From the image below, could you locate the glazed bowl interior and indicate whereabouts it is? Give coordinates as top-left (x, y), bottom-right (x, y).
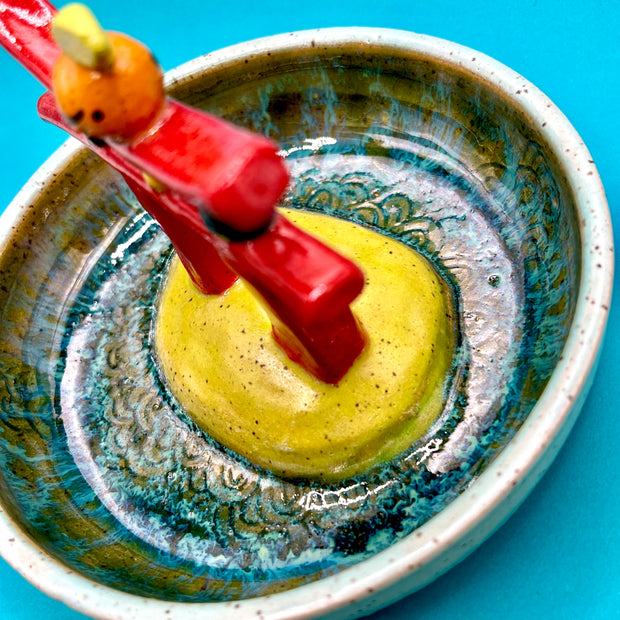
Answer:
top-left (0, 28), bottom-right (611, 619)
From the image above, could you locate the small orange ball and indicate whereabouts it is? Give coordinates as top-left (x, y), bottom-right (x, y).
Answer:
top-left (52, 32), bottom-right (164, 141)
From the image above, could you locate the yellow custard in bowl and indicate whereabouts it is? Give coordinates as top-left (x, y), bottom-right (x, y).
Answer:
top-left (154, 209), bottom-right (456, 481)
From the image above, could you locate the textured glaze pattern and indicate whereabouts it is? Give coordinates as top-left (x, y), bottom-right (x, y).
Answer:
top-left (0, 32), bottom-right (590, 611)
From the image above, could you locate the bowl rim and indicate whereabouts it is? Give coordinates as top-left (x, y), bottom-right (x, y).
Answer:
top-left (0, 26), bottom-right (613, 620)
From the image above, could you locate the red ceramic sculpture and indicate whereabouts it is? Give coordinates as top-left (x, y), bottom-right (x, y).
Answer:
top-left (0, 0), bottom-right (366, 383)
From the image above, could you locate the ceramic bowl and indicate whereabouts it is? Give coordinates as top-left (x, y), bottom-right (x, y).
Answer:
top-left (0, 28), bottom-right (612, 619)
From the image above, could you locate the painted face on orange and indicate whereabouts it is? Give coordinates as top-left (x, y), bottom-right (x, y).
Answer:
top-left (52, 32), bottom-right (164, 141)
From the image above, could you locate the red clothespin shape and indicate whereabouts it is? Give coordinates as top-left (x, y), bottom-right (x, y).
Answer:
top-left (2, 0), bottom-right (367, 383)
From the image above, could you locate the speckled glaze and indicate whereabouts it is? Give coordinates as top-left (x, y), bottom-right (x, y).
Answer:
top-left (0, 28), bottom-right (613, 619)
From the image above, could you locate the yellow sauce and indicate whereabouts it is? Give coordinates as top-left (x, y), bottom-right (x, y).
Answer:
top-left (154, 209), bottom-right (455, 481)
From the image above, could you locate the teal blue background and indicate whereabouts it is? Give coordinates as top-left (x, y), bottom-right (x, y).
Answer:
top-left (0, 0), bottom-right (618, 618)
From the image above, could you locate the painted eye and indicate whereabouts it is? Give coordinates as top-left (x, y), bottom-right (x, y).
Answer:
top-left (70, 109), bottom-right (84, 123)
top-left (91, 110), bottom-right (105, 122)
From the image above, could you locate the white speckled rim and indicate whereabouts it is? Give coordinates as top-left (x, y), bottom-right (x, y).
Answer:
top-left (0, 28), bottom-right (613, 620)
